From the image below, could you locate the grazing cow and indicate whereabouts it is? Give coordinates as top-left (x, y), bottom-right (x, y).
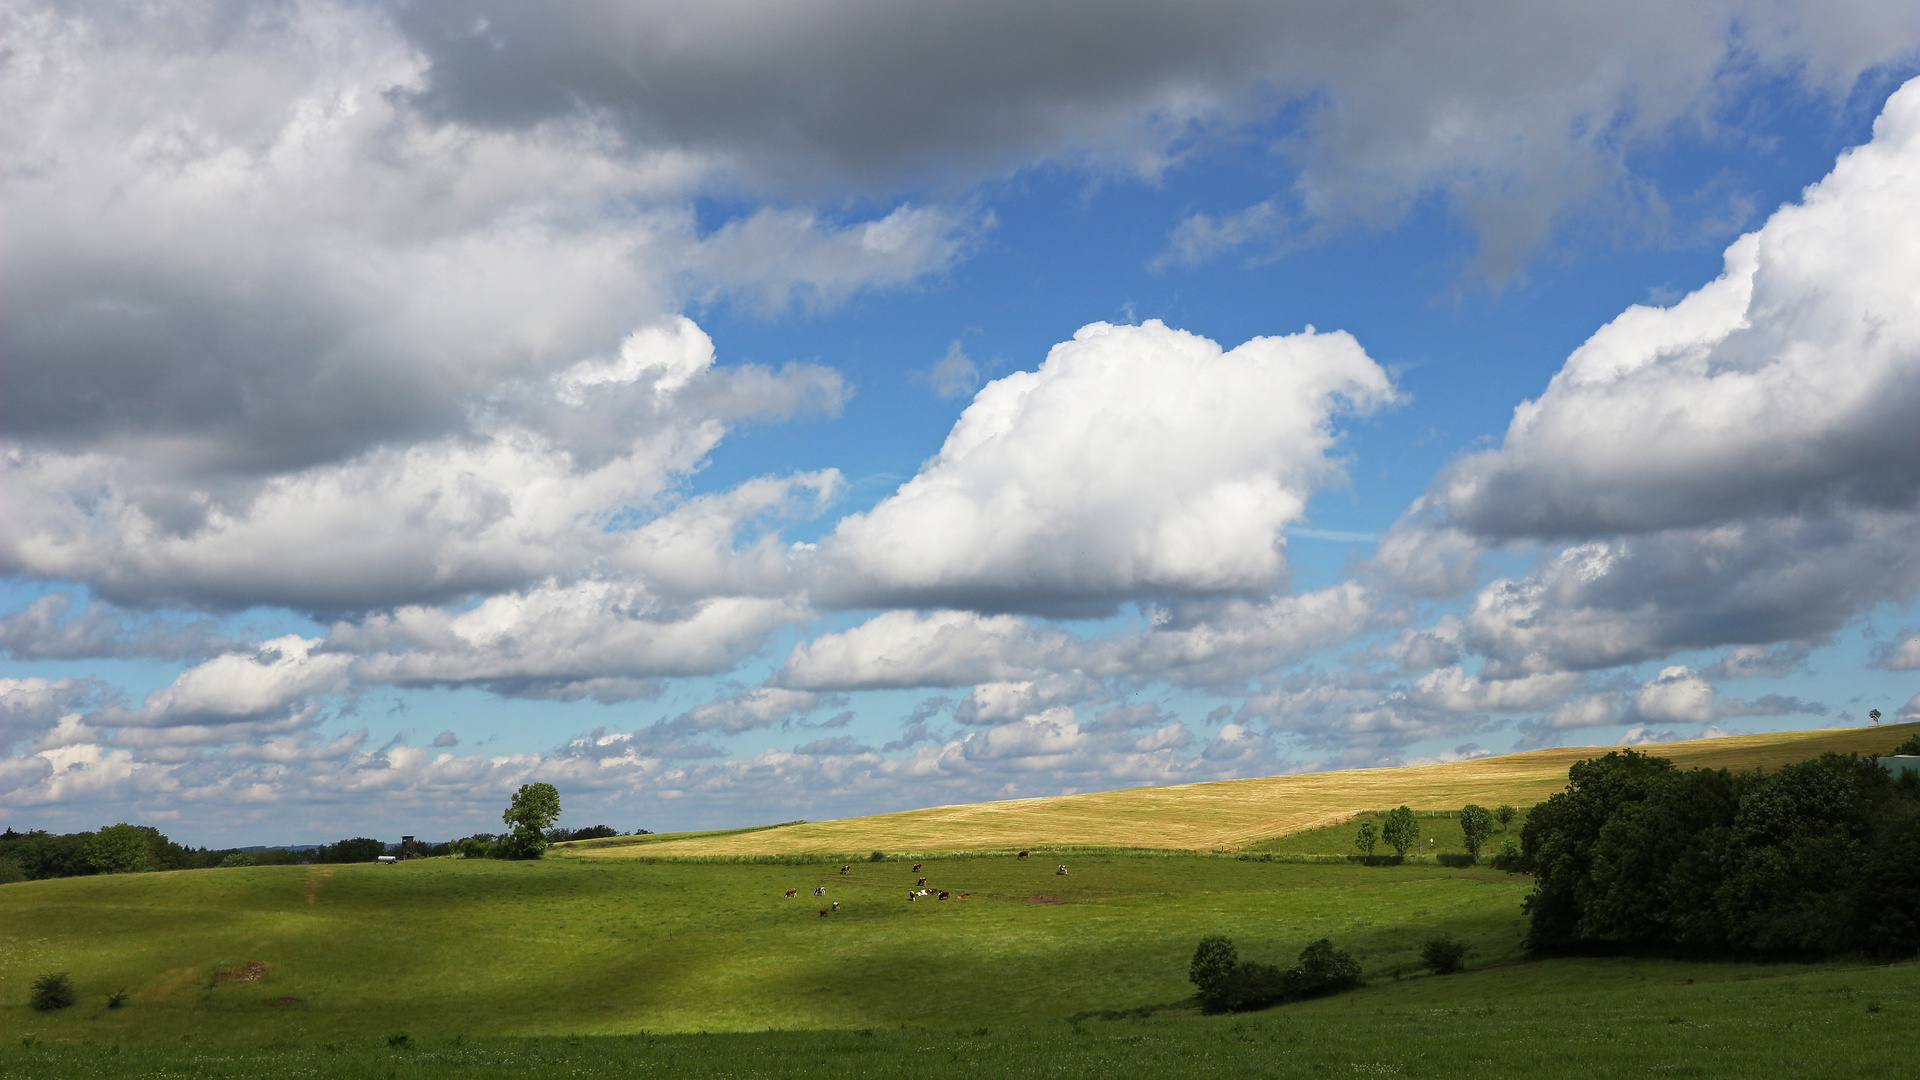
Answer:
top-left (917, 877), bottom-right (927, 886)
top-left (912, 863), bottom-right (922, 872)
top-left (839, 864), bottom-right (850, 874)
top-left (907, 892), bottom-right (916, 901)
top-left (784, 888), bottom-right (798, 897)
top-left (1056, 864), bottom-right (1068, 876)
top-left (1017, 850), bottom-right (1030, 859)
top-left (957, 892), bottom-right (970, 899)
top-left (814, 886), bottom-right (825, 896)
top-left (832, 901), bottom-right (840, 912)
top-left (820, 909), bottom-right (829, 917)
top-left (938, 890), bottom-right (949, 900)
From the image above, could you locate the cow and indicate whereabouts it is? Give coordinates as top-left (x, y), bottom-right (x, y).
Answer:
top-left (907, 892), bottom-right (916, 901)
top-left (957, 892), bottom-right (970, 899)
top-left (912, 863), bottom-right (922, 872)
top-left (1017, 850), bottom-right (1030, 859)
top-left (938, 890), bottom-right (949, 900)
top-left (839, 864), bottom-right (850, 875)
top-left (832, 901), bottom-right (841, 912)
top-left (1056, 864), bottom-right (1069, 876)
top-left (917, 877), bottom-right (927, 886)
top-left (784, 888), bottom-right (798, 897)
top-left (814, 885), bottom-right (825, 896)
top-left (820, 909), bottom-right (829, 917)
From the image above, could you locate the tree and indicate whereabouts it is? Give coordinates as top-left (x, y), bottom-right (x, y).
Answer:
top-left (1459, 804), bottom-right (1495, 859)
top-left (319, 837), bottom-right (388, 863)
top-left (502, 782), bottom-right (562, 859)
top-left (1380, 806), bottom-right (1418, 857)
top-left (1355, 820), bottom-right (1379, 856)
top-left (1494, 804), bottom-right (1518, 831)
top-left (84, 823), bottom-right (153, 874)
top-left (1281, 938), bottom-right (1363, 1000)
top-left (1188, 935), bottom-right (1238, 1001)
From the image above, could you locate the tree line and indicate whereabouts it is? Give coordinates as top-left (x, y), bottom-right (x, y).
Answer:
top-left (1513, 744), bottom-right (1920, 958)
top-left (0, 783), bottom-right (628, 882)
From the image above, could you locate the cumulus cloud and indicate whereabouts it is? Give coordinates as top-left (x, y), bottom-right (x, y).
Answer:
top-left (818, 320), bottom-right (1396, 614)
top-left (1627, 666), bottom-right (1716, 726)
top-left (0, 593), bottom-right (236, 661)
top-left (1716, 694), bottom-right (1827, 717)
top-left (1872, 632), bottom-right (1920, 671)
top-left (1379, 78), bottom-right (1920, 674)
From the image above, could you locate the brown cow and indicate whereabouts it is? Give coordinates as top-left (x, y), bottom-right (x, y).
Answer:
top-left (1017, 850), bottom-right (1030, 859)
top-left (917, 877), bottom-right (927, 886)
top-left (784, 888), bottom-right (798, 897)
top-left (820, 909), bottom-right (829, 917)
top-left (912, 863), bottom-right (922, 872)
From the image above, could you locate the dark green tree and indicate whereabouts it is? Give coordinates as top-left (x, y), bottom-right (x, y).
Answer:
top-left (1380, 805), bottom-right (1418, 857)
top-left (502, 782), bottom-right (562, 859)
top-left (1281, 938), bottom-right (1363, 999)
top-left (83, 823), bottom-right (152, 874)
top-left (1459, 804), bottom-right (1495, 859)
top-left (1188, 935), bottom-right (1237, 1001)
top-left (1355, 820), bottom-right (1379, 856)
top-left (1494, 804), bottom-right (1518, 831)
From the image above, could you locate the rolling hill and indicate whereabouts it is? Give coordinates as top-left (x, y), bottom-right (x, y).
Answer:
top-left (567, 721), bottom-right (1918, 857)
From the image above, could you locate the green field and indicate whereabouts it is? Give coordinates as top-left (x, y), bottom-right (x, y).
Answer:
top-left (5, 726), bottom-right (1915, 1076)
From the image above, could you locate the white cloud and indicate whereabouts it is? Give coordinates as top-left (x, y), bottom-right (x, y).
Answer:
top-left (1404, 666), bottom-right (1583, 713)
top-left (1629, 666), bottom-right (1716, 725)
top-left (1873, 632), bottom-right (1920, 671)
top-left (819, 320), bottom-right (1396, 613)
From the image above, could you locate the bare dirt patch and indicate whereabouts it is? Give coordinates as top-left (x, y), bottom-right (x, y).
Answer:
top-left (1024, 894), bottom-right (1069, 905)
top-left (210, 961), bottom-right (268, 984)
top-left (300, 867), bottom-right (333, 905)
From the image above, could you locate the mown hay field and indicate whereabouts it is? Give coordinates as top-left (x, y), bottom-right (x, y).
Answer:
top-left (571, 723), bottom-right (1915, 857)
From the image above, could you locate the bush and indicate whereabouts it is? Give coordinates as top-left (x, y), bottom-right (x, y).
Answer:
top-left (1420, 936), bottom-right (1470, 975)
top-left (83, 824), bottom-right (154, 874)
top-left (1190, 936), bottom-right (1361, 1013)
top-left (1283, 938), bottom-right (1362, 1000)
top-left (869, 850), bottom-right (886, 862)
top-left (1891, 734), bottom-right (1920, 756)
top-left (107, 988), bottom-right (129, 1009)
top-left (218, 852), bottom-right (257, 868)
top-left (29, 973), bottom-right (75, 1011)
top-left (318, 837), bottom-right (388, 864)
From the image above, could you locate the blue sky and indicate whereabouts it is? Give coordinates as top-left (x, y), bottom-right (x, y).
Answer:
top-left (3, 1), bottom-right (1918, 846)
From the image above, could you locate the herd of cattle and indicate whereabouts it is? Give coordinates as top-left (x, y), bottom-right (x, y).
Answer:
top-left (782, 852), bottom-right (1063, 916)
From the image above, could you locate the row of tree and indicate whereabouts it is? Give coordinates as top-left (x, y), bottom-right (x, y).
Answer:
top-left (1188, 936), bottom-right (1363, 1013)
top-left (0, 783), bottom-right (604, 881)
top-left (1514, 748), bottom-right (1920, 958)
top-left (1354, 803), bottom-right (1519, 858)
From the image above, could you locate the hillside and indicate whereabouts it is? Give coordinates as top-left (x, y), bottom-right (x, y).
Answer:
top-left (569, 722), bottom-right (1918, 857)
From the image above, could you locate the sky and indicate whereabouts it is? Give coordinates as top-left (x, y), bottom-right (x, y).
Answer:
top-left (3, 0), bottom-right (1919, 847)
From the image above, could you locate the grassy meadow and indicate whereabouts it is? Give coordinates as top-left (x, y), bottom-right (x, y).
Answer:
top-left (4, 723), bottom-right (1915, 1076)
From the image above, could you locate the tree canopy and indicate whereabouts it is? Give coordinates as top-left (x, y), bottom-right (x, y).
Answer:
top-left (502, 783), bottom-right (563, 859)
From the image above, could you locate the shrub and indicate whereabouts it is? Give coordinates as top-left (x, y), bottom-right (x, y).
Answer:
top-left (1283, 938), bottom-right (1362, 1000)
top-left (869, 850), bottom-right (886, 862)
top-left (1188, 935), bottom-right (1237, 1000)
top-left (218, 852), bottom-right (256, 868)
top-left (1420, 936), bottom-right (1470, 975)
top-left (29, 973), bottom-right (75, 1011)
top-left (1206, 961), bottom-right (1286, 1013)
top-left (107, 988), bottom-right (130, 1009)
top-left (83, 824), bottom-right (154, 874)
top-left (1891, 734), bottom-right (1920, 756)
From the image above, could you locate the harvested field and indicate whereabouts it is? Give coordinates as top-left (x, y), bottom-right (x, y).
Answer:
top-left (568, 722), bottom-right (1917, 856)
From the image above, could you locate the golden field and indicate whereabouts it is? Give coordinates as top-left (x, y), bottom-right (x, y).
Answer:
top-left (568, 721), bottom-right (1919, 857)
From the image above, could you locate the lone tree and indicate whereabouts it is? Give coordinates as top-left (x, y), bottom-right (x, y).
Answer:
top-left (1458, 804), bottom-right (1494, 859)
top-left (1494, 804), bottom-right (1518, 831)
top-left (1355, 820), bottom-right (1379, 856)
top-left (502, 783), bottom-right (562, 859)
top-left (1380, 805), bottom-right (1419, 857)
top-left (83, 824), bottom-right (154, 874)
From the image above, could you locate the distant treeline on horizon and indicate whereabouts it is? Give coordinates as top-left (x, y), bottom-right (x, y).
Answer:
top-left (0, 823), bottom-right (644, 883)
